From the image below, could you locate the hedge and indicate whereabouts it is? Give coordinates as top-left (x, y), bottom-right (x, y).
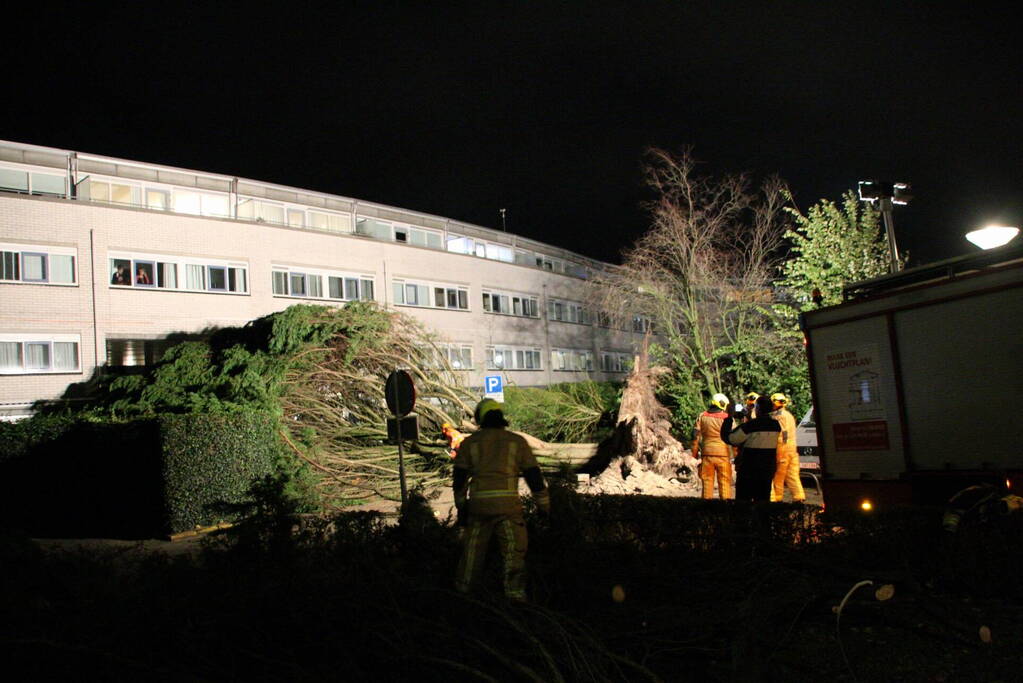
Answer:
top-left (0, 411), bottom-right (281, 538)
top-left (158, 412), bottom-right (279, 534)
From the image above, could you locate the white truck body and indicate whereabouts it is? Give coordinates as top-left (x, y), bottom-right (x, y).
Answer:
top-left (801, 244), bottom-right (1023, 508)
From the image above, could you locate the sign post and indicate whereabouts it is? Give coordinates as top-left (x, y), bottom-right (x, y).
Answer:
top-left (484, 374), bottom-right (504, 403)
top-left (385, 369), bottom-right (416, 507)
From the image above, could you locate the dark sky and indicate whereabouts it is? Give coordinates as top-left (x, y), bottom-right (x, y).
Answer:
top-left (3, 2), bottom-right (1021, 266)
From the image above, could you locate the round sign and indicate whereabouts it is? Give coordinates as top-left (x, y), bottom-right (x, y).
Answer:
top-left (385, 370), bottom-right (416, 417)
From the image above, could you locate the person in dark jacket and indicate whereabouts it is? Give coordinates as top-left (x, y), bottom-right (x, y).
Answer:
top-left (727, 396), bottom-right (782, 501)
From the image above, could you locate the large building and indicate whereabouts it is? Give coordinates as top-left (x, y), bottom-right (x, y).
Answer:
top-left (0, 139), bottom-right (648, 418)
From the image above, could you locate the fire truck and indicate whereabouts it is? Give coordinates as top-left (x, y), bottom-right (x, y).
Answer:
top-left (801, 243), bottom-right (1023, 511)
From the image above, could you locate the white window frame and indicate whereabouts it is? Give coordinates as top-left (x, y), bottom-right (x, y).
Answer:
top-left (392, 278), bottom-right (469, 310)
top-left (393, 223), bottom-right (443, 250)
top-left (551, 348), bottom-right (595, 372)
top-left (485, 345), bottom-right (543, 371)
top-left (547, 298), bottom-right (590, 325)
top-left (482, 289), bottom-right (539, 318)
top-left (109, 251), bottom-right (248, 295)
top-left (600, 351), bottom-right (633, 373)
top-left (0, 242), bottom-right (77, 286)
top-left (272, 264), bottom-right (375, 302)
top-left (436, 343), bottom-right (474, 370)
top-left (0, 333), bottom-right (81, 375)
top-left (0, 161), bottom-right (68, 197)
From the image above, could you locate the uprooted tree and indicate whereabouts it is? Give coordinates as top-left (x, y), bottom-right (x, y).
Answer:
top-left (76, 303), bottom-right (478, 508)
top-left (586, 338), bottom-right (701, 495)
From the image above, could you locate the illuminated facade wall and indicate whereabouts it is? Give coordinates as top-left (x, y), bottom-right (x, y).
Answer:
top-left (0, 140), bottom-right (647, 418)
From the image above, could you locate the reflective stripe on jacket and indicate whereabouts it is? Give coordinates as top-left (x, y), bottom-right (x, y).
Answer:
top-left (727, 416), bottom-right (783, 455)
top-left (453, 428), bottom-right (540, 516)
top-left (772, 408), bottom-right (797, 456)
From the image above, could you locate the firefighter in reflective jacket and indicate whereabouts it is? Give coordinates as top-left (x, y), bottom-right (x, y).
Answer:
top-left (769, 393), bottom-right (805, 503)
top-left (694, 393), bottom-right (733, 499)
top-left (453, 399), bottom-right (550, 600)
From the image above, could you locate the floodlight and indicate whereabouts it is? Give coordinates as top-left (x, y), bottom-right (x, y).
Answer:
top-left (965, 225), bottom-right (1020, 250)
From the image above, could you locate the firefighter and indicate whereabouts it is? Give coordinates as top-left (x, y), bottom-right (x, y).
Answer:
top-left (769, 393), bottom-right (805, 503)
top-left (727, 395), bottom-right (781, 501)
top-left (453, 398), bottom-right (550, 601)
top-left (694, 393), bottom-right (733, 499)
top-left (441, 422), bottom-right (465, 458)
top-left (744, 392), bottom-right (760, 420)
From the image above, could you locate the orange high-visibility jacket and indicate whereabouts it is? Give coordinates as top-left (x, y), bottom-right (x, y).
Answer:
top-left (694, 410), bottom-right (730, 456)
top-left (772, 408), bottom-right (797, 456)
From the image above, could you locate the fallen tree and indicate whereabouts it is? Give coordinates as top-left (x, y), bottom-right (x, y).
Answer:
top-left (583, 339), bottom-right (701, 497)
top-left (69, 303), bottom-right (479, 508)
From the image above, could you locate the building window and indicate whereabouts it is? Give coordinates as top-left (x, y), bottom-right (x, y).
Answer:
top-left (482, 289), bottom-right (538, 318)
top-left (0, 335), bottom-right (80, 374)
top-left (110, 253), bottom-right (247, 294)
top-left (106, 338), bottom-right (174, 367)
top-left (551, 348), bottom-right (594, 372)
top-left (0, 244), bottom-right (77, 285)
top-left (548, 298), bottom-right (590, 324)
top-left (356, 217), bottom-right (392, 241)
top-left (0, 165), bottom-right (67, 197)
top-left (486, 345), bottom-right (542, 370)
top-left (632, 315), bottom-right (654, 333)
top-left (393, 279), bottom-right (468, 310)
top-left (273, 266), bottom-right (374, 302)
top-left (601, 352), bottom-right (633, 373)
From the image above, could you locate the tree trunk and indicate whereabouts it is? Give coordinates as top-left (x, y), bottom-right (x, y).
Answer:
top-left (584, 337), bottom-right (700, 494)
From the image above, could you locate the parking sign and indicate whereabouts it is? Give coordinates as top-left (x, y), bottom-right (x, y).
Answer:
top-left (484, 375), bottom-right (504, 402)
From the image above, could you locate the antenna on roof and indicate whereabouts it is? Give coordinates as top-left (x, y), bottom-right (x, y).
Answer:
top-left (500, 208), bottom-right (507, 232)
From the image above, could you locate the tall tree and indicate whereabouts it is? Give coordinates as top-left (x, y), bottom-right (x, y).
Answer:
top-left (778, 190), bottom-right (890, 309)
top-left (593, 148), bottom-right (792, 426)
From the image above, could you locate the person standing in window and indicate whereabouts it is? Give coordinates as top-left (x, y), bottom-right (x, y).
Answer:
top-left (111, 265), bottom-right (128, 285)
top-left (135, 267), bottom-right (150, 285)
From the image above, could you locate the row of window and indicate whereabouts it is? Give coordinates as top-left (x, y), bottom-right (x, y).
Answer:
top-left (482, 290), bottom-right (539, 318)
top-left (272, 267), bottom-right (375, 302)
top-left (1, 160), bottom-right (593, 278)
top-left (3, 245), bottom-right (639, 330)
top-left (392, 279), bottom-right (470, 309)
top-left (0, 336), bottom-right (80, 374)
top-left (0, 332), bottom-right (633, 376)
top-left (110, 256), bottom-right (248, 293)
top-left (1, 245), bottom-right (76, 284)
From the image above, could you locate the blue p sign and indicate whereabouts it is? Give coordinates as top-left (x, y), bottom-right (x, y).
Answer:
top-left (484, 375), bottom-right (503, 394)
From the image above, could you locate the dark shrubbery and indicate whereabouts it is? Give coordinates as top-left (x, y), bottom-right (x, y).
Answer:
top-left (0, 412), bottom-right (284, 538)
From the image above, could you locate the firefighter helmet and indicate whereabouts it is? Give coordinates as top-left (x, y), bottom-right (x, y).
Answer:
top-left (711, 393), bottom-right (729, 410)
top-left (474, 398), bottom-right (502, 425)
top-left (745, 392), bottom-right (759, 403)
top-left (771, 392), bottom-right (788, 406)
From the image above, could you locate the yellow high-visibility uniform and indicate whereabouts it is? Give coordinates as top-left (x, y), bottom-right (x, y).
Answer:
top-left (770, 407), bottom-right (805, 502)
top-left (453, 427), bottom-right (548, 600)
top-left (694, 410), bottom-right (732, 499)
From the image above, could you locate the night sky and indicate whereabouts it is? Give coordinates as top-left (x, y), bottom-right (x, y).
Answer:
top-left (3, 2), bottom-right (1020, 266)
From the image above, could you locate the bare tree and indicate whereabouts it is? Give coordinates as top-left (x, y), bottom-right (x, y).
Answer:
top-left (593, 148), bottom-right (792, 425)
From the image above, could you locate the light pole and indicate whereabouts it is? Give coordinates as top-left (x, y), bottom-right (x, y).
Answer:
top-left (500, 208), bottom-right (507, 232)
top-left (858, 180), bottom-right (912, 273)
top-left (965, 225), bottom-right (1019, 250)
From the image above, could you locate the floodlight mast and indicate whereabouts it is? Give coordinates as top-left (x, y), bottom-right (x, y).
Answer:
top-left (858, 180), bottom-right (911, 273)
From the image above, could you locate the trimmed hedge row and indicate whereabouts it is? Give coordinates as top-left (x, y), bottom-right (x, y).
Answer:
top-left (0, 412), bottom-right (280, 538)
top-left (159, 412), bottom-right (278, 535)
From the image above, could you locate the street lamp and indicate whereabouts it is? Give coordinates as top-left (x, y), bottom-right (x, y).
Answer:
top-left (858, 180), bottom-right (912, 273)
top-left (965, 225), bottom-right (1019, 250)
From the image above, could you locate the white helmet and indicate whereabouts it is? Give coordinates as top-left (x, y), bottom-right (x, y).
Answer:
top-left (711, 393), bottom-right (729, 410)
